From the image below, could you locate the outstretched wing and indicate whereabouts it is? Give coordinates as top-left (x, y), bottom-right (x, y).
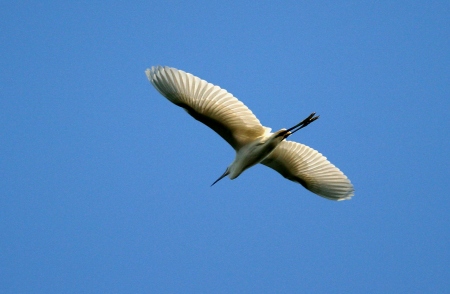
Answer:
top-left (261, 140), bottom-right (354, 200)
top-left (146, 66), bottom-right (269, 150)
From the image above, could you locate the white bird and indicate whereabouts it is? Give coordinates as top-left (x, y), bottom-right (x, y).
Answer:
top-left (146, 66), bottom-right (354, 200)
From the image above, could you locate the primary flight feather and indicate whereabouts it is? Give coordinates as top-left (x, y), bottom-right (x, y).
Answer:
top-left (146, 66), bottom-right (354, 200)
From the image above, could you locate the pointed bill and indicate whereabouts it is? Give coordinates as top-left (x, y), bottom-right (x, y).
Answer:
top-left (211, 168), bottom-right (230, 186)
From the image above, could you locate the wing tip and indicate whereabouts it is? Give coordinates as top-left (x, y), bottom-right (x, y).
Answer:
top-left (145, 65), bottom-right (166, 79)
top-left (145, 68), bottom-right (152, 80)
top-left (336, 192), bottom-right (354, 201)
top-left (328, 185), bottom-right (355, 201)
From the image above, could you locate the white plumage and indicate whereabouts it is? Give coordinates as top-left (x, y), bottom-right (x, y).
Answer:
top-left (146, 66), bottom-right (354, 200)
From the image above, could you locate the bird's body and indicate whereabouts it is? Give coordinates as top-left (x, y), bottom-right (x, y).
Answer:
top-left (219, 130), bottom-right (286, 181)
top-left (146, 66), bottom-right (354, 200)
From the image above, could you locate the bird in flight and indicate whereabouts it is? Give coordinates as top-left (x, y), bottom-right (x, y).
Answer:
top-left (146, 66), bottom-right (354, 200)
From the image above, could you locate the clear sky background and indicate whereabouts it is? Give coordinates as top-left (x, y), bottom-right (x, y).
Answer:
top-left (1, 1), bottom-right (449, 293)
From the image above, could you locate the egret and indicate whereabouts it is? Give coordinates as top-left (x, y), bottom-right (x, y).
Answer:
top-left (146, 66), bottom-right (354, 200)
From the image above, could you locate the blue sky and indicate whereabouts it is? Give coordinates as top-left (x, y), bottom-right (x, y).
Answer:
top-left (1, 1), bottom-right (449, 293)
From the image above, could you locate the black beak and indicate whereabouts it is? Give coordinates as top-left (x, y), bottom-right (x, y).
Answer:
top-left (211, 168), bottom-right (230, 186)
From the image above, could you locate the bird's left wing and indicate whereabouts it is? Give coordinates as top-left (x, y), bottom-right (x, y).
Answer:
top-left (146, 66), bottom-right (268, 150)
top-left (261, 140), bottom-right (354, 200)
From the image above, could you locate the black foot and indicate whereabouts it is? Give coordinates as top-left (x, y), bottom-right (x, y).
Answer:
top-left (286, 112), bottom-right (320, 134)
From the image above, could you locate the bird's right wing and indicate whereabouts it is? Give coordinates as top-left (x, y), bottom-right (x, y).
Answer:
top-left (261, 140), bottom-right (354, 200)
top-left (146, 66), bottom-right (269, 150)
